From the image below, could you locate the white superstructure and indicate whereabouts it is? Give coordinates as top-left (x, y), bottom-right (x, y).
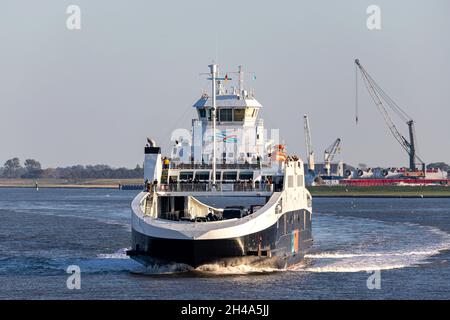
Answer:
top-left (128, 64), bottom-right (313, 269)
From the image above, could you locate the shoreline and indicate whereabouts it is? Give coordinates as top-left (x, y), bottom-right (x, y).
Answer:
top-left (308, 185), bottom-right (450, 198)
top-left (0, 184), bottom-right (120, 189)
top-left (1, 180), bottom-right (450, 197)
top-left (0, 178), bottom-right (141, 190)
top-left (312, 194), bottom-right (450, 198)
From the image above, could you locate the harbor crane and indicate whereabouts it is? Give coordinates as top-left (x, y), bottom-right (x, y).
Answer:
top-left (324, 138), bottom-right (341, 176)
top-left (303, 114), bottom-right (315, 173)
top-left (354, 59), bottom-right (425, 173)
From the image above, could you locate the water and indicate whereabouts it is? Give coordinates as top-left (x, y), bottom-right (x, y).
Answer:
top-left (1, 188), bottom-right (450, 299)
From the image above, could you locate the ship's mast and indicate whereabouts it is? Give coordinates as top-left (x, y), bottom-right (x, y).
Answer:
top-left (209, 64), bottom-right (218, 187)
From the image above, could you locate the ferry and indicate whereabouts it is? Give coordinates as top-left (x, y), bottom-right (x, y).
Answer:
top-left (127, 64), bottom-right (313, 269)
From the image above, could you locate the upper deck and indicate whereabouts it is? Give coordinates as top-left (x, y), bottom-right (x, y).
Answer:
top-left (154, 181), bottom-right (275, 198)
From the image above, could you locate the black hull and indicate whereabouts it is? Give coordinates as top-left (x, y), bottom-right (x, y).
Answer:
top-left (127, 209), bottom-right (312, 269)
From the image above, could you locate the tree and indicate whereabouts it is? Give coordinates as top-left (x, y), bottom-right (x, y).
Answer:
top-left (4, 158), bottom-right (21, 170)
top-left (23, 159), bottom-right (43, 178)
top-left (1, 157), bottom-right (144, 179)
top-left (3, 158), bottom-right (22, 178)
top-left (24, 159), bottom-right (42, 171)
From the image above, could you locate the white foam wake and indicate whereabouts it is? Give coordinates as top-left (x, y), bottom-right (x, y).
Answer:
top-left (133, 263), bottom-right (193, 274)
top-left (296, 223), bottom-right (450, 273)
top-left (195, 263), bottom-right (280, 275)
top-left (97, 248), bottom-right (129, 259)
top-left (93, 220), bottom-right (450, 275)
top-left (304, 249), bottom-right (446, 260)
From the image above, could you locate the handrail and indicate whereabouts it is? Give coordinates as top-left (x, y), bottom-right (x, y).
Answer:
top-left (169, 163), bottom-right (270, 170)
top-left (156, 182), bottom-right (273, 193)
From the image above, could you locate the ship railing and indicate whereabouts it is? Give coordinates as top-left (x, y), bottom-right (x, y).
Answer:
top-left (168, 163), bottom-right (270, 170)
top-left (156, 182), bottom-right (274, 193)
top-left (158, 210), bottom-right (222, 222)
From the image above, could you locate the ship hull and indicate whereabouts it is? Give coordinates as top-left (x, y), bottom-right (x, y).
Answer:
top-left (127, 209), bottom-right (312, 269)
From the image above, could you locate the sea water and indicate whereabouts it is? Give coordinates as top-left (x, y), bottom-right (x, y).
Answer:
top-left (1, 188), bottom-right (450, 299)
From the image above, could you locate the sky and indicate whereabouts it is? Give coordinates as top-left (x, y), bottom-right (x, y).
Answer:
top-left (1, 0), bottom-right (449, 169)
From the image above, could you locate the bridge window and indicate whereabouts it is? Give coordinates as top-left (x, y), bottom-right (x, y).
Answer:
top-left (223, 171), bottom-right (237, 181)
top-left (205, 109), bottom-right (218, 121)
top-left (179, 171), bottom-right (194, 181)
top-left (195, 171), bottom-right (210, 181)
top-left (233, 109), bottom-right (245, 121)
top-left (219, 108), bottom-right (233, 121)
top-left (239, 171), bottom-right (253, 180)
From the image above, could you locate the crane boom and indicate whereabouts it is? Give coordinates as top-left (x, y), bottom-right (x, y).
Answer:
top-left (324, 138), bottom-right (341, 176)
top-left (354, 59), bottom-right (424, 171)
top-left (303, 114), bottom-right (315, 171)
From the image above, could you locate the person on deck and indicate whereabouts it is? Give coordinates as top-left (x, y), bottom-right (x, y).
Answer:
top-left (163, 158), bottom-right (170, 169)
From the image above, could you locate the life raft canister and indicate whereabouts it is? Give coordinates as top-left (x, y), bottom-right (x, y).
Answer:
top-left (271, 144), bottom-right (287, 162)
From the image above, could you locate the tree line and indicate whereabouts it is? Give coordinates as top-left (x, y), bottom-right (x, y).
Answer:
top-left (1, 157), bottom-right (448, 180)
top-left (0, 157), bottom-right (143, 179)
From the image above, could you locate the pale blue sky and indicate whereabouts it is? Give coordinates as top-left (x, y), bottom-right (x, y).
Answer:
top-left (1, 0), bottom-right (449, 168)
